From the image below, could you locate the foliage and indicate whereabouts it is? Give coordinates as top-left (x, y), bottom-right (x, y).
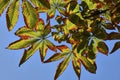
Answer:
top-left (1, 0), bottom-right (120, 80)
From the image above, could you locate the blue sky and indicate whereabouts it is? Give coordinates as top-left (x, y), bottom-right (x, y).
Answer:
top-left (0, 3), bottom-right (120, 80)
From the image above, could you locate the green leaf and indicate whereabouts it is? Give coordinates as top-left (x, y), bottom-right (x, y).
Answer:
top-left (7, 39), bottom-right (39, 50)
top-left (68, 13), bottom-right (85, 26)
top-left (82, 0), bottom-right (96, 10)
top-left (63, 18), bottom-right (78, 35)
top-left (43, 21), bottom-right (51, 37)
top-left (39, 40), bottom-right (48, 62)
top-left (22, 0), bottom-right (39, 29)
top-left (54, 55), bottom-right (71, 80)
top-left (66, 1), bottom-right (80, 14)
top-left (30, 0), bottom-right (50, 12)
top-left (44, 51), bottom-right (70, 63)
top-left (87, 39), bottom-right (98, 60)
top-left (72, 56), bottom-right (81, 79)
top-left (0, 0), bottom-right (10, 16)
top-left (45, 39), bottom-right (57, 52)
top-left (35, 18), bottom-right (44, 31)
top-left (47, 0), bottom-right (68, 20)
top-left (110, 41), bottom-right (120, 54)
top-left (77, 37), bottom-right (89, 53)
top-left (6, 0), bottom-right (20, 31)
top-left (97, 41), bottom-right (109, 55)
top-left (44, 45), bottom-right (71, 63)
top-left (47, 7), bottom-right (56, 19)
top-left (15, 26), bottom-right (42, 38)
top-left (80, 56), bottom-right (97, 73)
top-left (19, 41), bottom-right (42, 66)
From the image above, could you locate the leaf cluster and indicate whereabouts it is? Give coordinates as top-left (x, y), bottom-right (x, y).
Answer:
top-left (1, 0), bottom-right (120, 80)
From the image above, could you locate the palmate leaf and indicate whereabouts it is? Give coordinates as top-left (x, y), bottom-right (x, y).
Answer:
top-left (47, 0), bottom-right (68, 20)
top-left (6, 0), bottom-right (20, 31)
top-left (54, 54), bottom-right (71, 80)
top-left (8, 19), bottom-right (54, 65)
top-left (22, 0), bottom-right (39, 29)
top-left (0, 0), bottom-right (10, 16)
top-left (4, 0), bottom-right (120, 80)
top-left (44, 45), bottom-right (71, 79)
top-left (30, 0), bottom-right (50, 12)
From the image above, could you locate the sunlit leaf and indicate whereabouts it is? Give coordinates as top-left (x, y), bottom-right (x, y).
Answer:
top-left (43, 21), bottom-right (51, 37)
top-left (110, 41), bottom-right (120, 54)
top-left (82, 0), bottom-right (96, 10)
top-left (7, 39), bottom-right (39, 50)
top-left (97, 41), bottom-right (109, 55)
top-left (15, 26), bottom-right (42, 38)
top-left (54, 54), bottom-right (71, 80)
top-left (47, 7), bottom-right (56, 19)
top-left (45, 39), bottom-right (57, 52)
top-left (39, 40), bottom-right (48, 62)
top-left (6, 0), bottom-right (20, 31)
top-left (35, 18), bottom-right (44, 31)
top-left (0, 0), bottom-right (10, 16)
top-left (30, 0), bottom-right (50, 12)
top-left (44, 52), bottom-right (68, 63)
top-left (22, 0), bottom-right (39, 29)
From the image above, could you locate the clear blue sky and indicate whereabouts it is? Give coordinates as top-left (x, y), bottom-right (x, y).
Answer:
top-left (0, 4), bottom-right (120, 80)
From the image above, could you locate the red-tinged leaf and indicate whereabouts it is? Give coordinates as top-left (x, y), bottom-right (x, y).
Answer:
top-left (22, 0), bottom-right (39, 29)
top-left (7, 39), bottom-right (39, 50)
top-left (19, 41), bottom-right (42, 66)
top-left (110, 41), bottom-right (120, 54)
top-left (0, 0), bottom-right (10, 16)
top-left (97, 41), bottom-right (109, 55)
top-left (44, 52), bottom-right (69, 63)
top-left (39, 40), bottom-right (48, 62)
top-left (80, 56), bottom-right (97, 73)
top-left (54, 55), bottom-right (71, 80)
top-left (6, 0), bottom-right (20, 31)
top-left (35, 18), bottom-right (44, 31)
top-left (45, 39), bottom-right (57, 52)
top-left (72, 56), bottom-right (81, 79)
top-left (57, 45), bottom-right (70, 52)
